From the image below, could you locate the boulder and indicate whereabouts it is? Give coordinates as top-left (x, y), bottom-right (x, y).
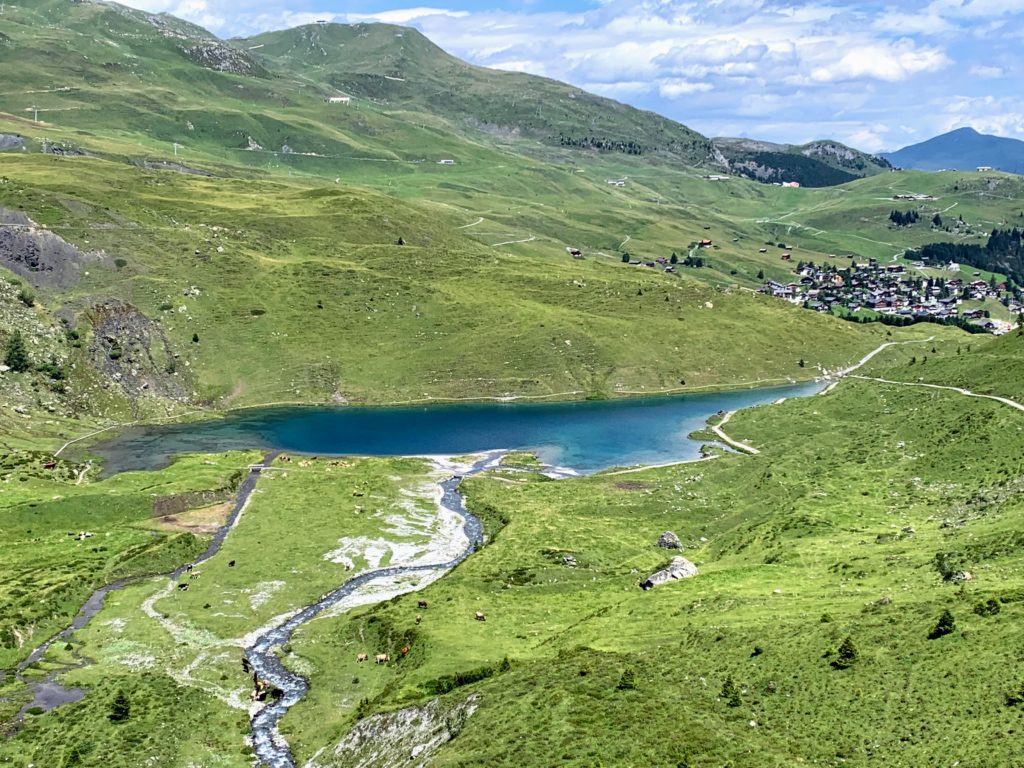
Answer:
top-left (640, 557), bottom-right (698, 590)
top-left (657, 531), bottom-right (682, 550)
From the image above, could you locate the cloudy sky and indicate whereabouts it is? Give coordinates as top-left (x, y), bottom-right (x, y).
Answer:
top-left (122, 0), bottom-right (1023, 152)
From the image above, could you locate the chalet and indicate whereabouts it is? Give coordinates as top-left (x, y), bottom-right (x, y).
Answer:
top-left (698, 239), bottom-right (713, 248)
top-left (781, 181), bottom-right (801, 188)
top-left (327, 96), bottom-right (351, 105)
top-left (759, 248), bottom-right (768, 253)
top-left (977, 166), bottom-right (993, 173)
top-left (781, 253), bottom-right (792, 261)
top-left (437, 159), bottom-right (456, 165)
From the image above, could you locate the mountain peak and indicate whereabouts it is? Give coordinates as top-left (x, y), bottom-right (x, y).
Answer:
top-left (882, 126), bottom-right (1024, 174)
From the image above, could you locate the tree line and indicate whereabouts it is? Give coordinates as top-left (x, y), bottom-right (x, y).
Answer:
top-left (909, 227), bottom-right (1024, 284)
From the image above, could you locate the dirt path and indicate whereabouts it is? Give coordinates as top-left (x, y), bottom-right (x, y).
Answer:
top-left (458, 217), bottom-right (484, 229)
top-left (711, 411), bottom-right (760, 455)
top-left (489, 235), bottom-right (536, 247)
top-left (833, 336), bottom-right (935, 378)
top-left (850, 376), bottom-right (1024, 413)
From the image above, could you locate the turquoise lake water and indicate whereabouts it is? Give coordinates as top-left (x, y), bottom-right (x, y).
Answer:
top-left (95, 382), bottom-right (823, 474)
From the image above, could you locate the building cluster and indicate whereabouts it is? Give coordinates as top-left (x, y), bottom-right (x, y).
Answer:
top-left (760, 258), bottom-right (1021, 334)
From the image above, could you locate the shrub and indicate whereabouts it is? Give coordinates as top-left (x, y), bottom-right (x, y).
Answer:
top-left (114, 258), bottom-right (128, 269)
top-left (831, 636), bottom-right (859, 669)
top-left (17, 287), bottom-right (34, 307)
top-left (1006, 682), bottom-right (1024, 707)
top-left (928, 609), bottom-right (956, 639)
top-left (616, 668), bottom-right (637, 690)
top-left (192, 333), bottom-right (199, 343)
top-left (974, 598), bottom-right (1001, 617)
top-left (721, 675), bottom-right (742, 707)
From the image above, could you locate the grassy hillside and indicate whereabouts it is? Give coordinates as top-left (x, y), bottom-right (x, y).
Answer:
top-left (1, 154), bottom-right (929, 420)
top-left (241, 23), bottom-right (713, 164)
top-left (9, 360), bottom-right (1024, 766)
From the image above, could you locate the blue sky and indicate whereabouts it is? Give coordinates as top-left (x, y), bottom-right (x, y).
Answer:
top-left (123, 0), bottom-right (1024, 152)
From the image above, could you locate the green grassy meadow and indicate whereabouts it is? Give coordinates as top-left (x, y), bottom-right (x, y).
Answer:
top-left (3, 2), bottom-right (1024, 766)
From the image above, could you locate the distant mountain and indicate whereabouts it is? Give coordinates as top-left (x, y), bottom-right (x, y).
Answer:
top-left (712, 138), bottom-right (892, 187)
top-left (881, 127), bottom-right (1024, 174)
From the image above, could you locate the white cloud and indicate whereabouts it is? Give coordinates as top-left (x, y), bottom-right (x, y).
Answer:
top-left (658, 79), bottom-right (714, 98)
top-left (969, 64), bottom-right (1004, 77)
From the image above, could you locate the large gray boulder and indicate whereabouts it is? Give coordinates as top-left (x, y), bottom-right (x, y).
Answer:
top-left (657, 531), bottom-right (682, 550)
top-left (640, 557), bottom-right (698, 590)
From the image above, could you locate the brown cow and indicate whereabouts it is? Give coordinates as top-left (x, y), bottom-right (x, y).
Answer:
top-left (356, 653), bottom-right (369, 662)
top-left (475, 611), bottom-right (486, 622)
top-left (417, 600), bottom-right (428, 609)
top-left (415, 614), bottom-right (422, 625)
top-left (375, 654), bottom-right (389, 664)
top-left (400, 645), bottom-right (410, 655)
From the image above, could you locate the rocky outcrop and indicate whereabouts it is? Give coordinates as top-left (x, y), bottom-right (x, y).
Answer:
top-left (640, 557), bottom-right (698, 590)
top-left (657, 531), bottom-right (682, 550)
top-left (0, 209), bottom-right (110, 288)
top-left (141, 160), bottom-right (215, 177)
top-left (0, 134), bottom-right (25, 152)
top-left (305, 694), bottom-right (480, 768)
top-left (87, 300), bottom-right (192, 401)
top-left (177, 42), bottom-right (267, 77)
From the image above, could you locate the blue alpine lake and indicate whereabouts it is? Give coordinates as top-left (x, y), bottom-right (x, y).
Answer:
top-left (95, 382), bottom-right (824, 474)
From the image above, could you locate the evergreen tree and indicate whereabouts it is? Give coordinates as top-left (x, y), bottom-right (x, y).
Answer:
top-left (831, 636), bottom-right (859, 669)
top-left (108, 689), bottom-right (131, 723)
top-left (757, 269), bottom-right (765, 280)
top-left (670, 253), bottom-right (678, 264)
top-left (4, 330), bottom-right (30, 372)
top-left (928, 609), bottom-right (956, 639)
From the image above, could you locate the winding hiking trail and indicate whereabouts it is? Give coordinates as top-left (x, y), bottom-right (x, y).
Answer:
top-left (851, 376), bottom-right (1024, 412)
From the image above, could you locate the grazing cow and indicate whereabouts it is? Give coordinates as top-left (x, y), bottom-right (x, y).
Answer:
top-left (417, 600), bottom-right (428, 609)
top-left (356, 653), bottom-right (369, 662)
top-left (189, 571), bottom-right (202, 579)
top-left (228, 560), bottom-right (236, 567)
top-left (177, 583), bottom-right (189, 591)
top-left (415, 614), bottom-right (422, 625)
top-left (475, 611), bottom-right (486, 622)
top-left (375, 654), bottom-right (389, 664)
top-left (400, 646), bottom-right (410, 655)
top-left (185, 564), bottom-right (194, 572)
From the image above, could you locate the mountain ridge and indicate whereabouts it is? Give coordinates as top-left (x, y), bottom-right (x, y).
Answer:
top-left (882, 127), bottom-right (1024, 174)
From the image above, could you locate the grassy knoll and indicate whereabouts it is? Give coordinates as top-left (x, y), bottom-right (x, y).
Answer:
top-left (278, 378), bottom-right (1024, 767)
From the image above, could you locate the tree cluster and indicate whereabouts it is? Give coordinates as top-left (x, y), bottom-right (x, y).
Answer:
top-left (911, 227), bottom-right (1024, 285)
top-left (889, 209), bottom-right (920, 227)
top-left (558, 134), bottom-right (644, 155)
